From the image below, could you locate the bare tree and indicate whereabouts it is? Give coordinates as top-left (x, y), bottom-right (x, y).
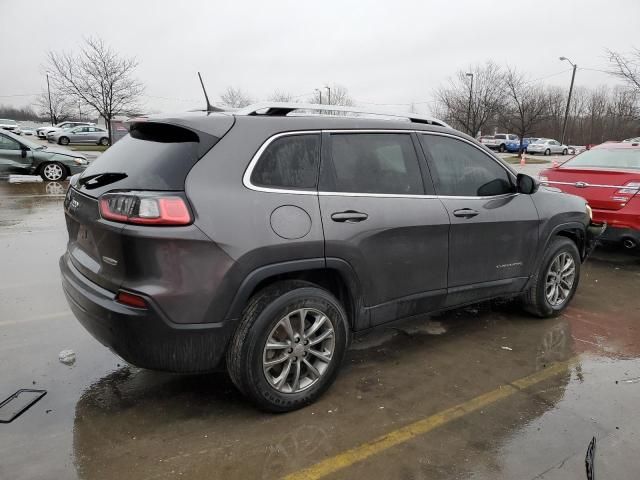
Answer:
top-left (35, 91), bottom-right (73, 125)
top-left (434, 62), bottom-right (505, 137)
top-left (500, 68), bottom-right (548, 152)
top-left (220, 86), bottom-right (253, 108)
top-left (309, 85), bottom-right (353, 106)
top-left (607, 47), bottom-right (640, 93)
top-left (47, 37), bottom-right (144, 144)
top-left (268, 91), bottom-right (297, 103)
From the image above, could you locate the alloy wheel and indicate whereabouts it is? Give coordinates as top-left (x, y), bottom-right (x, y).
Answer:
top-left (43, 163), bottom-right (64, 181)
top-left (262, 308), bottom-right (335, 394)
top-left (545, 252), bottom-right (576, 307)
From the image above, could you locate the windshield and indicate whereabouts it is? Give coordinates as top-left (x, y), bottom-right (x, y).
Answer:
top-left (562, 148), bottom-right (640, 170)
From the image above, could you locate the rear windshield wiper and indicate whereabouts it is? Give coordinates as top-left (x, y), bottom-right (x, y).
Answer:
top-left (79, 172), bottom-right (128, 189)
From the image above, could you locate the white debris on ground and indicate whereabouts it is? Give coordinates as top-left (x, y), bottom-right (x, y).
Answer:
top-left (501, 346), bottom-right (513, 351)
top-left (58, 349), bottom-right (76, 365)
top-left (8, 175), bottom-right (43, 183)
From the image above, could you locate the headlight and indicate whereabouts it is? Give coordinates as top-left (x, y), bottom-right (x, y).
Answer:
top-left (586, 204), bottom-right (593, 220)
top-left (73, 158), bottom-right (87, 165)
top-left (538, 175), bottom-right (548, 182)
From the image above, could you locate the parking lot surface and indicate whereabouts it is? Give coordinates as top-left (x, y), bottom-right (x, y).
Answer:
top-left (1, 179), bottom-right (639, 480)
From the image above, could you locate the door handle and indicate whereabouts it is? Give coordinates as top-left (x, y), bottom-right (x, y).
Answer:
top-left (452, 208), bottom-right (479, 218)
top-left (331, 210), bottom-right (368, 223)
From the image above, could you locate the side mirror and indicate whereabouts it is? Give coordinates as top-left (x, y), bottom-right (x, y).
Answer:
top-left (516, 173), bottom-right (539, 195)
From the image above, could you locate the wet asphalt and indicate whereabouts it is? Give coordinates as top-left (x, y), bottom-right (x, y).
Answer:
top-left (1, 179), bottom-right (639, 480)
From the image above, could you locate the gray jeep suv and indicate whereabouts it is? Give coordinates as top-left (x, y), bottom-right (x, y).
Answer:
top-left (60, 103), bottom-right (601, 412)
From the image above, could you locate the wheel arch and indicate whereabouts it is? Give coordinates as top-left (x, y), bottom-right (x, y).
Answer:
top-left (226, 258), bottom-right (367, 331)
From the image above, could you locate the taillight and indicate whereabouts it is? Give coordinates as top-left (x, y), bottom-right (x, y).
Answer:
top-left (615, 181), bottom-right (640, 196)
top-left (99, 192), bottom-right (192, 225)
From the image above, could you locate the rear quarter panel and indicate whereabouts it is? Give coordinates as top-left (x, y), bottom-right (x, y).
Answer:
top-left (185, 118), bottom-right (325, 321)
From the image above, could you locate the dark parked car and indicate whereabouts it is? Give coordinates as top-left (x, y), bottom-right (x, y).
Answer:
top-left (0, 129), bottom-right (88, 181)
top-left (60, 103), bottom-right (601, 412)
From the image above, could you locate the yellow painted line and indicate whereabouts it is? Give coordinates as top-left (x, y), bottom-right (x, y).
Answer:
top-left (283, 357), bottom-right (577, 480)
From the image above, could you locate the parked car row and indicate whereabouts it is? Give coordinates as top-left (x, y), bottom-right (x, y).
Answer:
top-left (36, 121), bottom-right (94, 139)
top-left (47, 125), bottom-right (109, 146)
top-left (0, 129), bottom-right (89, 181)
top-left (480, 134), bottom-right (574, 155)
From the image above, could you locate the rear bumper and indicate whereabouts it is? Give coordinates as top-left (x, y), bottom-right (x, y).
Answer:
top-left (599, 226), bottom-right (640, 246)
top-left (59, 253), bottom-right (237, 373)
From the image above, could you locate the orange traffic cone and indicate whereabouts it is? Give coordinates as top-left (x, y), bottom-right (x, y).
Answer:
top-left (520, 152), bottom-right (526, 166)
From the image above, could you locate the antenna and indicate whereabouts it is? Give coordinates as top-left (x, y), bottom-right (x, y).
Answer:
top-left (197, 72), bottom-right (223, 112)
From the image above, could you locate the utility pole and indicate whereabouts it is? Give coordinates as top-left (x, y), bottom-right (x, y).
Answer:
top-left (325, 86), bottom-right (331, 106)
top-left (465, 72), bottom-right (474, 137)
top-left (559, 57), bottom-right (577, 145)
top-left (46, 72), bottom-right (54, 126)
top-left (315, 88), bottom-right (322, 104)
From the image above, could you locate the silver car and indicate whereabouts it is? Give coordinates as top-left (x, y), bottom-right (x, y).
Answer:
top-left (526, 138), bottom-right (569, 156)
top-left (48, 126), bottom-right (109, 146)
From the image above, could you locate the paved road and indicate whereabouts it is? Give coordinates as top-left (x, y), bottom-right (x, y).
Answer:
top-left (1, 180), bottom-right (639, 480)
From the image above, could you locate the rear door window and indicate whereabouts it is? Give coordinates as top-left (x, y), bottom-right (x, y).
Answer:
top-left (321, 133), bottom-right (424, 195)
top-left (250, 134), bottom-right (320, 190)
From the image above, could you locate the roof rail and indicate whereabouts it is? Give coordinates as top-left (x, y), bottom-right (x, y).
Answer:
top-left (235, 102), bottom-right (451, 128)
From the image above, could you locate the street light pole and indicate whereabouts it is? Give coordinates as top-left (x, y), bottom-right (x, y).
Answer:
top-left (46, 72), bottom-right (54, 126)
top-left (559, 56), bottom-right (577, 145)
top-left (315, 88), bottom-right (322, 104)
top-left (324, 86), bottom-right (331, 106)
top-left (466, 72), bottom-right (474, 137)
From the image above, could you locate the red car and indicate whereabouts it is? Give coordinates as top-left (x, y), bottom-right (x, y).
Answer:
top-left (539, 141), bottom-right (640, 249)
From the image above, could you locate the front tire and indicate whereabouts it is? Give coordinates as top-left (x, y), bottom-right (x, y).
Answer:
top-left (562, 148), bottom-right (568, 155)
top-left (40, 162), bottom-right (67, 182)
top-left (522, 237), bottom-right (580, 318)
top-left (59, 136), bottom-right (70, 145)
top-left (499, 144), bottom-right (506, 153)
top-left (226, 281), bottom-right (349, 412)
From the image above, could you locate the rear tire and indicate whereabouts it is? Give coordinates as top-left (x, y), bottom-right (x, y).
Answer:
top-left (59, 137), bottom-right (70, 145)
top-left (562, 148), bottom-right (568, 155)
top-left (522, 237), bottom-right (580, 318)
top-left (544, 148), bottom-right (551, 156)
top-left (226, 280), bottom-right (349, 412)
top-left (499, 144), bottom-right (506, 153)
top-left (99, 137), bottom-right (109, 146)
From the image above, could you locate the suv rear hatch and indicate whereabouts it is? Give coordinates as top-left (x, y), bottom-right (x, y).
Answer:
top-left (63, 115), bottom-right (234, 291)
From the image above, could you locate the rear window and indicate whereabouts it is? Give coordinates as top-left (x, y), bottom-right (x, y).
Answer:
top-left (250, 134), bottom-right (320, 190)
top-left (320, 133), bottom-right (424, 195)
top-left (76, 122), bottom-right (220, 196)
top-left (563, 148), bottom-right (640, 170)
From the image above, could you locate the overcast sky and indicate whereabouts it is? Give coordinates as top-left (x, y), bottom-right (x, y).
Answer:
top-left (1, 0), bottom-right (639, 115)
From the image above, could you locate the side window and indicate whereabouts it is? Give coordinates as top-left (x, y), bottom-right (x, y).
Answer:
top-left (509, 135), bottom-right (518, 141)
top-left (250, 134), bottom-right (320, 190)
top-left (0, 134), bottom-right (21, 151)
top-left (321, 133), bottom-right (424, 195)
top-left (420, 135), bottom-right (513, 197)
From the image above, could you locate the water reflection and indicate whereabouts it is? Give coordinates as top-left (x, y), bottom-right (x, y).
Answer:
top-left (72, 310), bottom-right (575, 480)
